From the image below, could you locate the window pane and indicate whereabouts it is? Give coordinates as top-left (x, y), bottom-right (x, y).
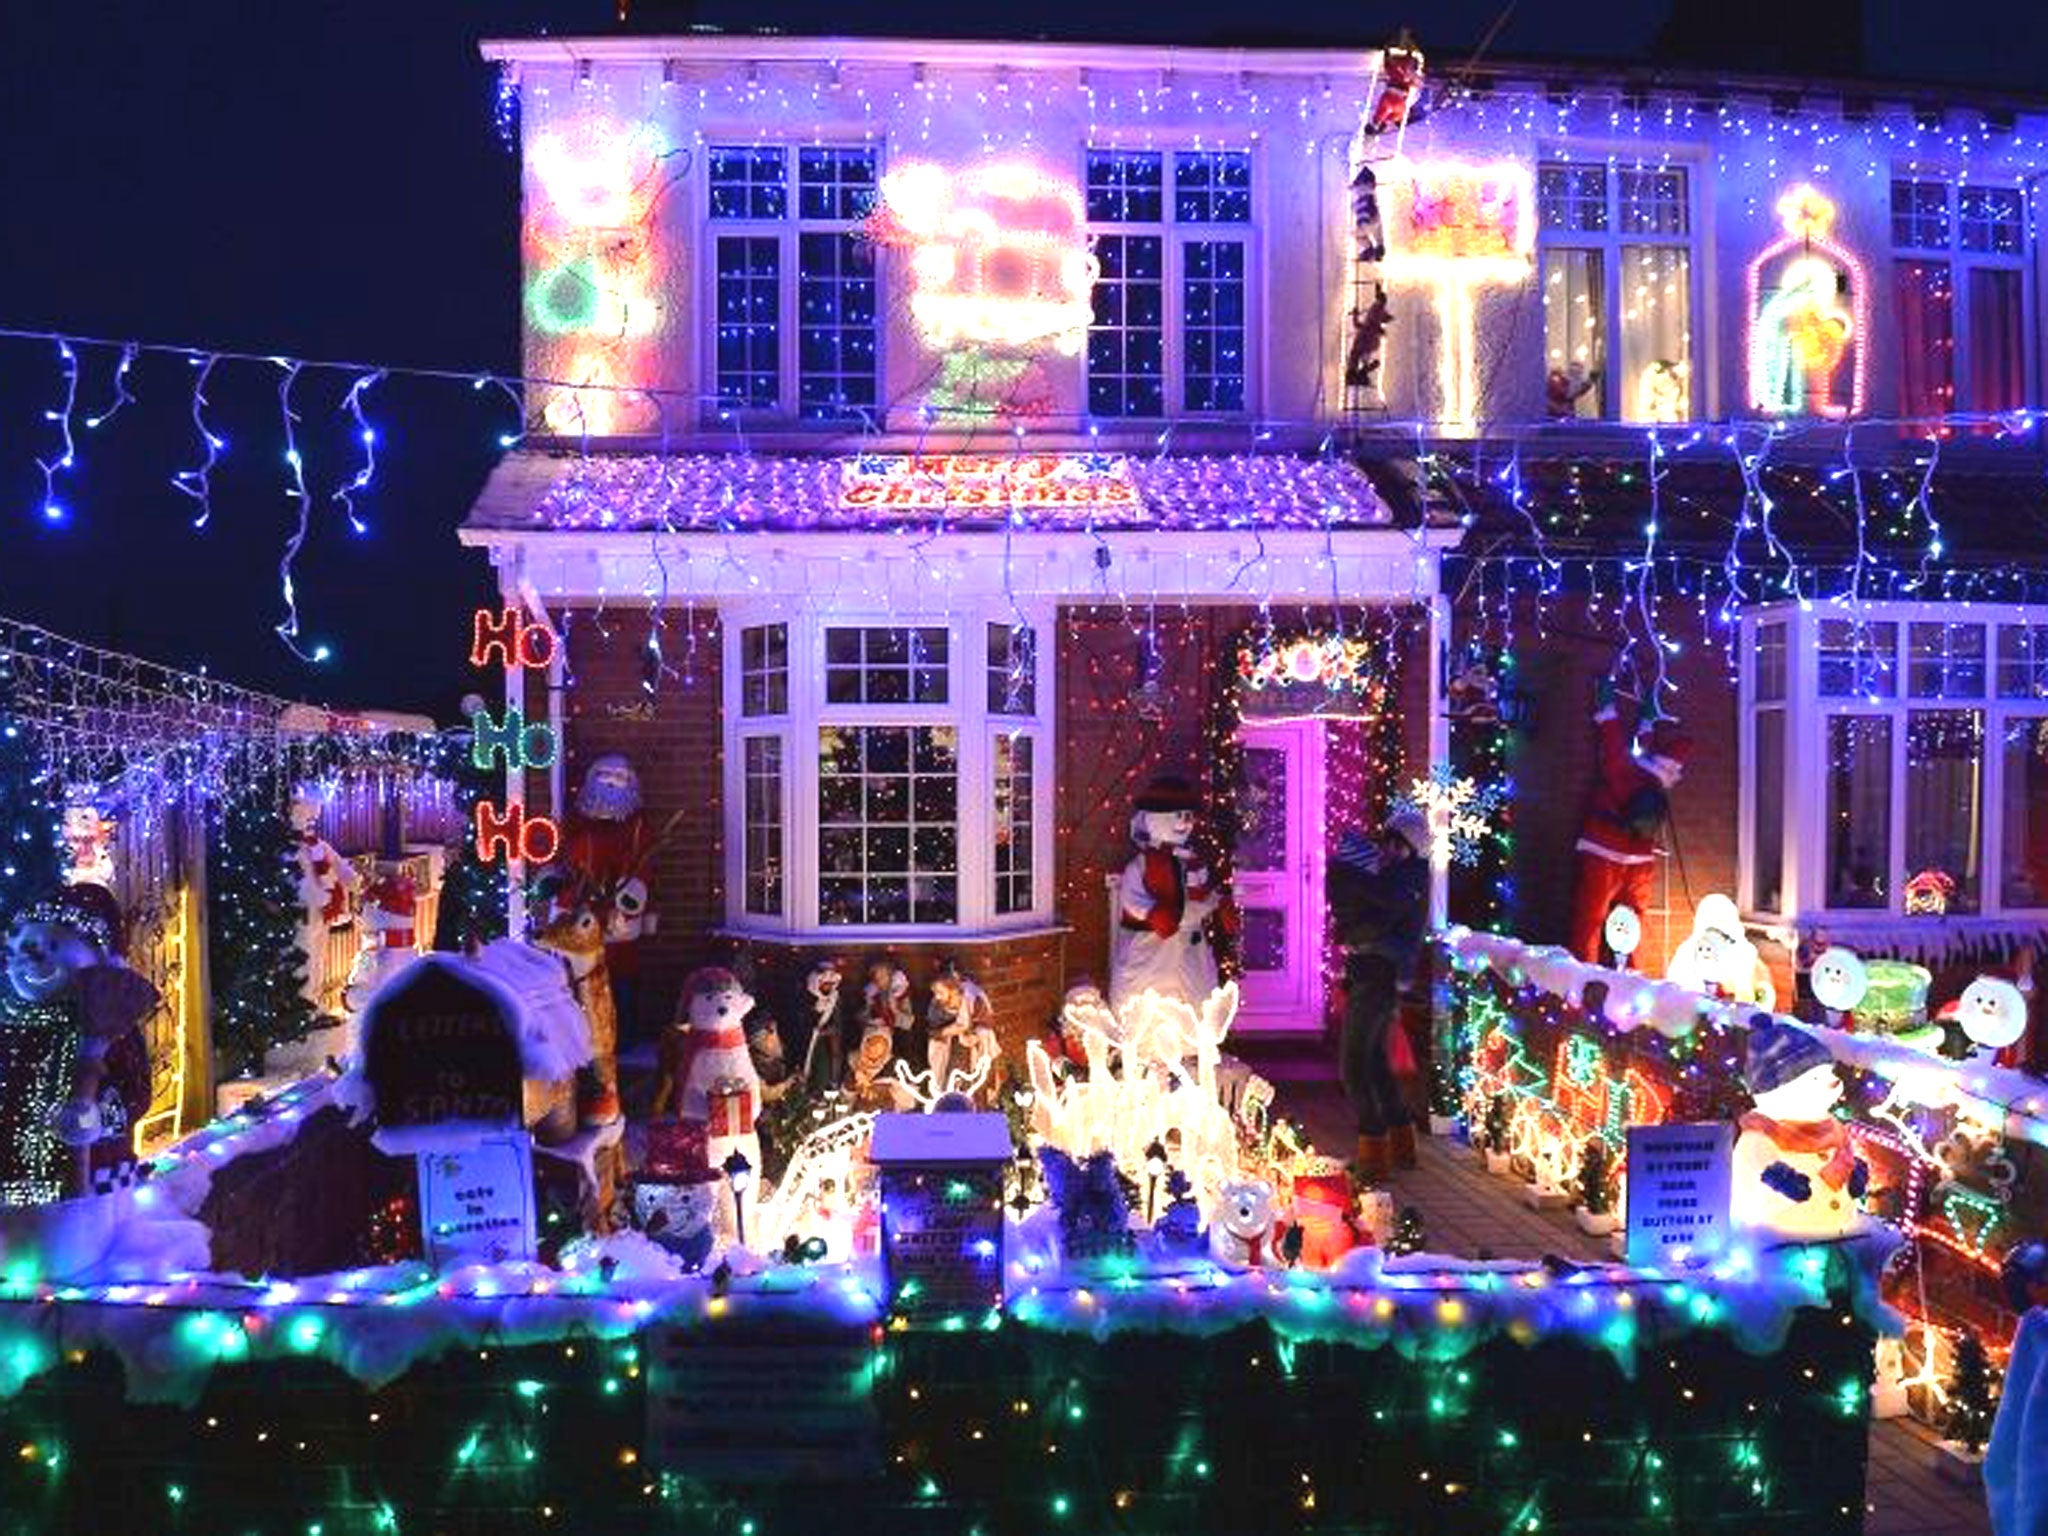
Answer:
top-left (1905, 709), bottom-right (1982, 914)
top-left (1959, 186), bottom-right (2024, 256)
top-left (741, 622), bottom-right (788, 718)
top-left (1753, 710), bottom-right (1786, 911)
top-left (1173, 150), bottom-right (1252, 223)
top-left (1542, 248), bottom-right (1605, 418)
top-left (817, 724), bottom-right (958, 925)
top-left (823, 626), bottom-right (951, 705)
top-left (715, 236), bottom-right (780, 408)
top-left (1537, 164), bottom-right (1607, 233)
top-left (1754, 622), bottom-right (1787, 704)
top-left (1085, 149), bottom-right (1164, 223)
top-left (796, 146), bottom-right (879, 222)
top-left (1890, 179), bottom-right (1950, 251)
top-left (1618, 245), bottom-right (1690, 422)
top-left (1818, 620), bottom-right (1898, 699)
top-left (1894, 259), bottom-right (1956, 424)
top-left (1618, 167), bottom-right (1688, 237)
top-left (1182, 239), bottom-right (1246, 412)
top-left (1088, 233), bottom-right (1166, 417)
top-left (797, 231), bottom-right (879, 420)
top-left (1827, 715), bottom-right (1892, 909)
top-left (2002, 717), bottom-right (2048, 907)
top-left (743, 736), bottom-right (783, 916)
top-left (988, 622), bottom-right (1037, 715)
top-left (709, 145), bottom-right (788, 221)
top-left (1908, 622), bottom-right (1986, 699)
top-left (1998, 624), bottom-right (2048, 700)
top-left (1967, 266), bottom-right (2026, 415)
top-left (994, 732), bottom-right (1035, 915)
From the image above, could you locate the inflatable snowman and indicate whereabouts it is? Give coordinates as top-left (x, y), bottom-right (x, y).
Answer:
top-left (1733, 1019), bottom-right (1868, 1242)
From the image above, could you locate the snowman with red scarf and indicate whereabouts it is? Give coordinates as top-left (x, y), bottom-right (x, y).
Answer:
top-left (1733, 1019), bottom-right (1870, 1242)
top-left (342, 865), bottom-right (418, 1017)
top-left (1111, 776), bottom-right (1230, 1011)
top-left (662, 968), bottom-right (762, 1248)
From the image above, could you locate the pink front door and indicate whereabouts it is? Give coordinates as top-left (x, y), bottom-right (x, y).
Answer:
top-left (1232, 721), bottom-right (1325, 1032)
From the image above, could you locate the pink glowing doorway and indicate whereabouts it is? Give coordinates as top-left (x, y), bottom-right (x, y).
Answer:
top-left (1232, 719), bottom-right (1328, 1033)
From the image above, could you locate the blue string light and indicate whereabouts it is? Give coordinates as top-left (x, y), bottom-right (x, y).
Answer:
top-left (169, 354), bottom-right (225, 530)
top-left (34, 339), bottom-right (78, 524)
top-left (334, 368), bottom-right (387, 536)
top-left (83, 341), bottom-right (137, 431)
top-left (271, 360), bottom-right (328, 665)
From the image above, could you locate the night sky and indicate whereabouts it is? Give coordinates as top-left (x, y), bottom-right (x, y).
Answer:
top-left (0, 1), bottom-right (2042, 719)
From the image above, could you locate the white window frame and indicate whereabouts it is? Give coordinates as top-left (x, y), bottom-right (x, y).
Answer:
top-left (1888, 174), bottom-right (2033, 418)
top-left (701, 141), bottom-right (884, 425)
top-left (1535, 153), bottom-right (1705, 423)
top-left (1082, 144), bottom-right (1261, 421)
top-left (1739, 601), bottom-right (2048, 937)
top-left (720, 599), bottom-right (1056, 940)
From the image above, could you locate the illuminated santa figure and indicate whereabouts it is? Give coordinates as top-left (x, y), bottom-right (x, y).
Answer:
top-left (554, 754), bottom-right (657, 1038)
top-left (343, 866), bottom-right (418, 1016)
top-left (1567, 682), bottom-right (1689, 965)
top-left (1111, 776), bottom-right (1227, 1011)
top-left (1733, 1020), bottom-right (1868, 1242)
top-left (289, 794), bottom-right (357, 1009)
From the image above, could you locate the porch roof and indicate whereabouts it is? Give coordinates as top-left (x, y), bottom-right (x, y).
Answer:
top-left (462, 449), bottom-right (1394, 537)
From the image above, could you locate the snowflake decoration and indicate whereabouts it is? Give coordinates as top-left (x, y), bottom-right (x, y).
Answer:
top-left (1395, 765), bottom-right (1504, 866)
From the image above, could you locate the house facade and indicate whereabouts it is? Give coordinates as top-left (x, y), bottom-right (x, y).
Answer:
top-left (465, 32), bottom-right (2048, 1056)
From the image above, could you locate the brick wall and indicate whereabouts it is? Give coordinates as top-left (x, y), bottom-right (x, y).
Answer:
top-left (551, 606), bottom-right (726, 1023)
top-left (1453, 592), bottom-right (1739, 975)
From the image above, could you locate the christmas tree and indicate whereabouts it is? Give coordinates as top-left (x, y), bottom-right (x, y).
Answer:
top-left (1942, 1329), bottom-right (1997, 1454)
top-left (1389, 1205), bottom-right (1426, 1256)
top-left (432, 736), bottom-right (508, 953)
top-left (0, 710), bottom-right (63, 919)
top-left (207, 786), bottom-right (317, 1078)
top-left (1578, 1138), bottom-right (1613, 1215)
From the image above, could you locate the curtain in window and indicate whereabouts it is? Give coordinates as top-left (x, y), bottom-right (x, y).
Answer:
top-left (1893, 258), bottom-right (1954, 427)
top-left (1968, 266), bottom-right (2025, 414)
top-left (1617, 246), bottom-right (1689, 422)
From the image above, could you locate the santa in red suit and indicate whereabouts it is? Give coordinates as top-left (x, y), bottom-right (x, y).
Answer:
top-left (1568, 685), bottom-right (1690, 965)
top-left (554, 755), bottom-right (657, 1040)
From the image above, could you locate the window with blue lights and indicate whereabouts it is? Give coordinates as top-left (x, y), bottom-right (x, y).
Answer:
top-left (707, 145), bottom-right (879, 420)
top-left (1085, 148), bottom-right (1252, 419)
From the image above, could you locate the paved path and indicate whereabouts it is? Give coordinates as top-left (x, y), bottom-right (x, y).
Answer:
top-left (1276, 1079), bottom-right (1994, 1536)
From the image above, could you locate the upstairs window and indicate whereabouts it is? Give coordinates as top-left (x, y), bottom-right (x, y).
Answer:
top-left (709, 145), bottom-right (880, 421)
top-left (1538, 161), bottom-right (1696, 424)
top-left (1086, 148), bottom-right (1252, 419)
top-left (1891, 177), bottom-right (2028, 426)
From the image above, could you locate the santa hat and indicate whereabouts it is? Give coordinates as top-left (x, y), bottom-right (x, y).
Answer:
top-left (1743, 1018), bottom-right (1834, 1097)
top-left (1642, 720), bottom-right (1693, 769)
top-left (1134, 775), bottom-right (1200, 814)
top-left (16, 883), bottom-right (126, 957)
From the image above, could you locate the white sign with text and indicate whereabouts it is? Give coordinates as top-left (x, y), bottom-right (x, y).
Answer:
top-left (1625, 1122), bottom-right (1734, 1269)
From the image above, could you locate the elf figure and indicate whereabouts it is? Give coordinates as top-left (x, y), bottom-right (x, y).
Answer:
top-left (555, 755), bottom-right (658, 1041)
top-left (343, 865), bottom-right (419, 1016)
top-left (1111, 775), bottom-right (1228, 1011)
top-left (290, 794), bottom-right (357, 1010)
top-left (1, 884), bottom-right (159, 1203)
top-left (926, 960), bottom-right (999, 1102)
top-left (1568, 681), bottom-right (1690, 965)
top-left (1733, 1019), bottom-right (1869, 1242)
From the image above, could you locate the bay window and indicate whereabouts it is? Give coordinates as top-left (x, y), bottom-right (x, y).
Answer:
top-left (725, 605), bottom-right (1052, 936)
top-left (1742, 604), bottom-right (2048, 932)
top-left (1538, 160), bottom-right (1697, 423)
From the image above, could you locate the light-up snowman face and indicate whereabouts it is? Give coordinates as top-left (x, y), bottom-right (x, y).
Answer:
top-left (1138, 808), bottom-right (1196, 847)
top-left (1810, 947), bottom-right (1869, 1014)
top-left (1753, 1060), bottom-right (1844, 1123)
top-left (1956, 976), bottom-right (2029, 1050)
top-left (1603, 904), bottom-right (1642, 962)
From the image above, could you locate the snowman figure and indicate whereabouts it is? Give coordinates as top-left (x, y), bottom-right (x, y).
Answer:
top-left (655, 968), bottom-right (763, 1247)
top-left (342, 865), bottom-right (418, 1016)
top-left (1111, 776), bottom-right (1226, 1011)
top-left (1943, 975), bottom-right (2031, 1063)
top-left (1733, 1019), bottom-right (1869, 1241)
top-left (1603, 904), bottom-right (1643, 972)
top-left (1809, 946), bottom-right (1869, 1029)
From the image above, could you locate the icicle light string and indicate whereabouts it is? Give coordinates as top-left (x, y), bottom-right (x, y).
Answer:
top-left (334, 369), bottom-right (386, 537)
top-left (34, 338), bottom-right (78, 525)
